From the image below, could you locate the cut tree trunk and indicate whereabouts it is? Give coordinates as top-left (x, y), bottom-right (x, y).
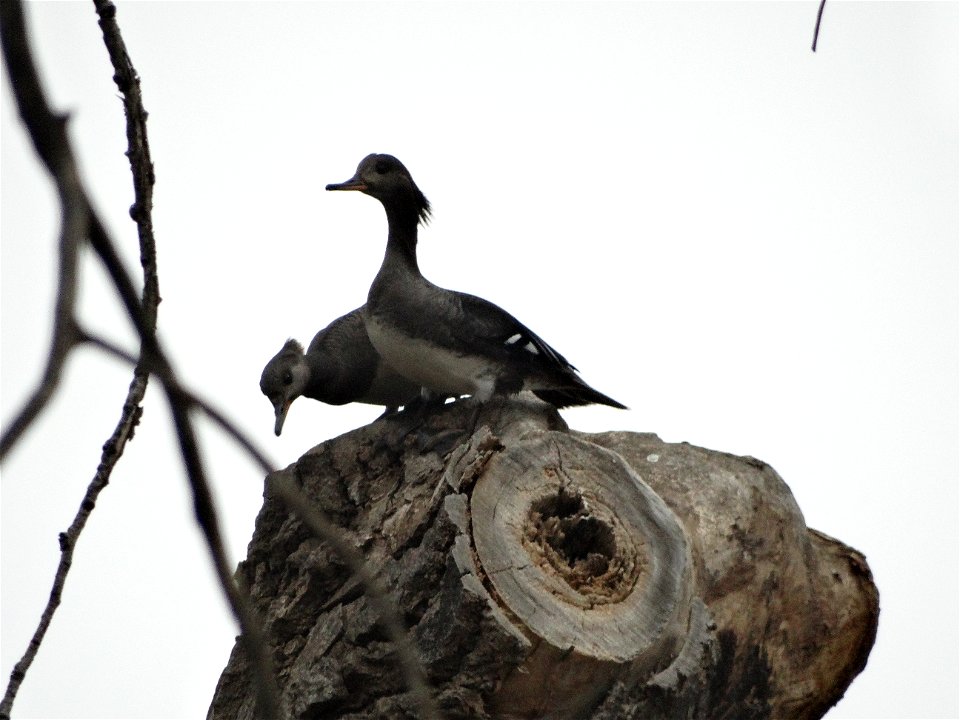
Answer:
top-left (209, 397), bottom-right (878, 720)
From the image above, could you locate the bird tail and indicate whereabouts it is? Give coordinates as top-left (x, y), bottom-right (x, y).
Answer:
top-left (533, 380), bottom-right (627, 410)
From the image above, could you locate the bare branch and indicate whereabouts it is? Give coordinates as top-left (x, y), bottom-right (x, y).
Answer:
top-left (92, 0), bottom-right (159, 329)
top-left (85, 154), bottom-right (287, 720)
top-left (163, 387), bottom-right (282, 719)
top-left (0, 0), bottom-right (85, 458)
top-left (0, 1), bottom-right (151, 711)
top-left (0, 363), bottom-right (150, 719)
top-left (0, 2), bottom-right (282, 716)
top-left (80, 330), bottom-right (276, 485)
top-left (812, 0), bottom-right (827, 52)
top-left (77, 331), bottom-right (287, 717)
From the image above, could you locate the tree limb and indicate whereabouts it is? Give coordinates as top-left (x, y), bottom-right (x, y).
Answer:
top-left (79, 330), bottom-right (273, 471)
top-left (0, 0), bottom-right (84, 459)
top-left (812, 0), bottom-right (827, 52)
top-left (0, 2), bottom-right (281, 716)
top-left (93, 0), bottom-right (159, 329)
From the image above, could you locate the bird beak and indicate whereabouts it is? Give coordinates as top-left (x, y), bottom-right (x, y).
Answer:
top-left (325, 174), bottom-right (367, 192)
top-left (273, 399), bottom-right (291, 436)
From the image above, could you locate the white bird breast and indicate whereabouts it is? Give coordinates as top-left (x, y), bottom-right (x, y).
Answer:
top-left (366, 317), bottom-right (498, 400)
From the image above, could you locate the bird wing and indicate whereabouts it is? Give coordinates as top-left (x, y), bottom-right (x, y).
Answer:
top-left (446, 289), bottom-right (577, 372)
top-left (306, 307), bottom-right (367, 355)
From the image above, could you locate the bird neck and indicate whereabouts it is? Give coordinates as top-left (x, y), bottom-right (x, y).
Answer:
top-left (383, 203), bottom-right (422, 273)
top-left (302, 353), bottom-right (337, 401)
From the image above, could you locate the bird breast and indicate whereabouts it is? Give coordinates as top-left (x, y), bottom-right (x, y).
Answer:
top-left (365, 315), bottom-right (497, 400)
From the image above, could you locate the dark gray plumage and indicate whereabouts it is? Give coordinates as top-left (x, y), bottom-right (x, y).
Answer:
top-left (259, 307), bottom-right (421, 435)
top-left (325, 154), bottom-right (627, 410)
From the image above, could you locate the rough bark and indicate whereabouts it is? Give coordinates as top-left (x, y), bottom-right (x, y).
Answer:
top-left (209, 397), bottom-right (878, 720)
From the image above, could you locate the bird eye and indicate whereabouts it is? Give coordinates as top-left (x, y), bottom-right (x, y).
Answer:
top-left (375, 160), bottom-right (391, 175)
top-left (282, 371), bottom-right (293, 385)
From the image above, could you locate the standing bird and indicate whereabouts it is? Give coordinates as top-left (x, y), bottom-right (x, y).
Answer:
top-left (325, 154), bottom-right (626, 410)
top-left (259, 307), bottom-right (422, 435)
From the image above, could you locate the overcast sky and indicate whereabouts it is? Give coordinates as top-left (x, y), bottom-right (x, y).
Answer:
top-left (2, 2), bottom-right (957, 718)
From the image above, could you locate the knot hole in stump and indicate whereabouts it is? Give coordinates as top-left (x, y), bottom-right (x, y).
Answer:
top-left (525, 486), bottom-right (638, 604)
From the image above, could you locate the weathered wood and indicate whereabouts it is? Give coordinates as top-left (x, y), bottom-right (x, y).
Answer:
top-left (209, 397), bottom-right (878, 720)
top-left (471, 432), bottom-right (692, 718)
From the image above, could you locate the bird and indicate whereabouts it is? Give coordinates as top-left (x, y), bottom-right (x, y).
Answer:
top-left (325, 154), bottom-right (627, 411)
top-left (259, 306), bottom-right (422, 436)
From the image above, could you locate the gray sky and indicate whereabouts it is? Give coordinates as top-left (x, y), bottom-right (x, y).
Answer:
top-left (2, 2), bottom-right (957, 718)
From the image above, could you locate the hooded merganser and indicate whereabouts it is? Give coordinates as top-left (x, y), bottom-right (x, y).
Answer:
top-left (260, 306), bottom-right (422, 435)
top-left (326, 154), bottom-right (626, 411)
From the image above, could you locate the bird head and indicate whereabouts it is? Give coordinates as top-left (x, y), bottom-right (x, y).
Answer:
top-left (326, 153), bottom-right (431, 225)
top-left (259, 339), bottom-right (309, 436)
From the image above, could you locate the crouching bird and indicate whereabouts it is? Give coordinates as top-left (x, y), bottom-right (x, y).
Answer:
top-left (326, 154), bottom-right (626, 411)
top-left (260, 307), bottom-right (422, 435)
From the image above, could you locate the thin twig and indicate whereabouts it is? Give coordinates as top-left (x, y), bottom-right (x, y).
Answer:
top-left (81, 330), bottom-right (276, 479)
top-left (270, 475), bottom-right (441, 720)
top-left (0, 0), bottom-right (85, 459)
top-left (0, 0), bottom-right (150, 712)
top-left (0, 2), bottom-right (282, 716)
top-left (81, 7), bottom-right (282, 710)
top-left (82, 219), bottom-right (282, 717)
top-left (163, 388), bottom-right (282, 718)
top-left (812, 0), bottom-right (827, 52)
top-left (93, 0), bottom-right (159, 329)
top-left (0, 366), bottom-right (150, 720)
top-left (86, 190), bottom-right (284, 719)
top-left (0, 2), bottom-right (96, 713)
top-left (82, 328), bottom-right (281, 716)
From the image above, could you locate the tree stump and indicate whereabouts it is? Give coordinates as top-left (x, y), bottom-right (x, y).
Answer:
top-left (209, 397), bottom-right (878, 719)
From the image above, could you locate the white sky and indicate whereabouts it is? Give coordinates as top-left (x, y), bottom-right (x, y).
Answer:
top-left (1, 2), bottom-right (957, 718)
